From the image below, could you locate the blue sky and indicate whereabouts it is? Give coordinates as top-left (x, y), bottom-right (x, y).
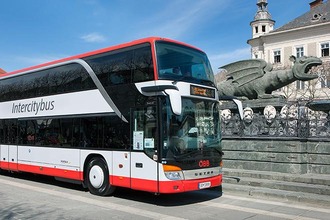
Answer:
top-left (0, 0), bottom-right (314, 74)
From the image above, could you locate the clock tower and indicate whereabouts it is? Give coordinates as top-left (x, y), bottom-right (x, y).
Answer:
top-left (250, 0), bottom-right (275, 39)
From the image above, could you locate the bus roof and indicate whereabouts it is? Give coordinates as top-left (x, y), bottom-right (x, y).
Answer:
top-left (1, 37), bottom-right (203, 78)
top-left (0, 68), bottom-right (6, 75)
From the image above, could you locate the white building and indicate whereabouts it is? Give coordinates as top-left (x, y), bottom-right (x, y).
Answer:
top-left (247, 0), bottom-right (330, 100)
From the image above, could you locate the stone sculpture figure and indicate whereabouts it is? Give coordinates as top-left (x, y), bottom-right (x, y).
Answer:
top-left (217, 56), bottom-right (322, 100)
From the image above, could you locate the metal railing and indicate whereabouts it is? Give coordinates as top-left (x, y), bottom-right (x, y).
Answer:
top-left (220, 100), bottom-right (330, 139)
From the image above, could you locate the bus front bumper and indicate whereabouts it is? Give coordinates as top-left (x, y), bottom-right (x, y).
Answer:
top-left (158, 174), bottom-right (222, 193)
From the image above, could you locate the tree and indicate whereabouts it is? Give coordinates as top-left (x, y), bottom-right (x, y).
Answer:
top-left (214, 69), bottom-right (227, 84)
top-left (276, 60), bottom-right (330, 101)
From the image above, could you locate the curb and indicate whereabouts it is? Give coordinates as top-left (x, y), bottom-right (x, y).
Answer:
top-left (222, 183), bottom-right (330, 207)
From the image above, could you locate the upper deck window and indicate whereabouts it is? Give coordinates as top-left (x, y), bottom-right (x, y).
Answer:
top-left (156, 42), bottom-right (215, 87)
top-left (0, 63), bottom-right (96, 102)
top-left (85, 44), bottom-right (154, 87)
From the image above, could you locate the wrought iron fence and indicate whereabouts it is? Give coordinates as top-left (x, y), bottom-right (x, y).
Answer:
top-left (220, 100), bottom-right (330, 139)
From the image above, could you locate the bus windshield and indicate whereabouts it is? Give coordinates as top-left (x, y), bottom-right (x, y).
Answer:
top-left (156, 42), bottom-right (215, 87)
top-left (162, 98), bottom-right (221, 159)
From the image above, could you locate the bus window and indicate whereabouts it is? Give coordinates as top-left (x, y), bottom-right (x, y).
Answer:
top-left (85, 44), bottom-right (154, 87)
top-left (156, 41), bottom-right (215, 87)
top-left (132, 46), bottom-right (154, 82)
top-left (18, 120), bottom-right (36, 145)
top-left (0, 120), bottom-right (4, 144)
top-left (132, 105), bottom-right (158, 158)
top-left (0, 64), bottom-right (96, 102)
top-left (161, 98), bottom-right (221, 159)
top-left (80, 117), bottom-right (103, 148)
top-left (103, 115), bottom-right (130, 149)
top-left (4, 120), bottom-right (18, 145)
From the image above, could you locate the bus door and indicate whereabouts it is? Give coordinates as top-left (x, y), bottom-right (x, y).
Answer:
top-left (8, 145), bottom-right (18, 171)
top-left (1, 147), bottom-right (18, 171)
top-left (0, 120), bottom-right (18, 171)
top-left (0, 145), bottom-right (9, 170)
top-left (130, 105), bottom-right (159, 193)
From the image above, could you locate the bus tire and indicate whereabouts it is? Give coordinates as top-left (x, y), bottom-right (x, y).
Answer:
top-left (85, 157), bottom-right (115, 196)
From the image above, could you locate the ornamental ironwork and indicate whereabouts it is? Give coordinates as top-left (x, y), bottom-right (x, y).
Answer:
top-left (220, 100), bottom-right (330, 139)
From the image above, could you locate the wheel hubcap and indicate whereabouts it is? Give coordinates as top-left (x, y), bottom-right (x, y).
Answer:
top-left (89, 165), bottom-right (104, 188)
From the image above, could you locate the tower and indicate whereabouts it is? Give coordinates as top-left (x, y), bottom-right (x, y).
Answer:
top-left (250, 0), bottom-right (275, 39)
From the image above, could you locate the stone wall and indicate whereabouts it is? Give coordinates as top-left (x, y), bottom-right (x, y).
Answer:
top-left (222, 139), bottom-right (330, 174)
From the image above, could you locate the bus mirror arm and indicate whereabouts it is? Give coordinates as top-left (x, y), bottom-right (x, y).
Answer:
top-left (141, 85), bottom-right (182, 116)
top-left (165, 89), bottom-right (182, 115)
top-left (219, 96), bottom-right (244, 120)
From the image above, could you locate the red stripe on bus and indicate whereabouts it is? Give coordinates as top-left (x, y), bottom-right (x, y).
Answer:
top-left (0, 161), bottom-right (10, 170)
top-left (111, 175), bottom-right (131, 188)
top-left (130, 178), bottom-right (158, 192)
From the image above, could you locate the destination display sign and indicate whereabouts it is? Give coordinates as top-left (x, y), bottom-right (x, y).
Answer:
top-left (190, 85), bottom-right (215, 98)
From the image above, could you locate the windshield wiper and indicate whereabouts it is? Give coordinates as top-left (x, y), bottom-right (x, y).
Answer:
top-left (175, 76), bottom-right (215, 87)
top-left (198, 78), bottom-right (215, 87)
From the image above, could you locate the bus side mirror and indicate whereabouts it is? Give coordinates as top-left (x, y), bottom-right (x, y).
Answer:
top-left (165, 89), bottom-right (182, 115)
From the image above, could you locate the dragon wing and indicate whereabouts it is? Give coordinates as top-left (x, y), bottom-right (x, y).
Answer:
top-left (220, 59), bottom-right (272, 86)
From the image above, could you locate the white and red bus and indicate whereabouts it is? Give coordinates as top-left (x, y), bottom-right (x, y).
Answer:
top-left (0, 37), bottom-right (240, 196)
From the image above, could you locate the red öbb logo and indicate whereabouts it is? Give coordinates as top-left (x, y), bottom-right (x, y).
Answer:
top-left (198, 160), bottom-right (210, 168)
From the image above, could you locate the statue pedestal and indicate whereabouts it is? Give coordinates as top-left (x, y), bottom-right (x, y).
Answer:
top-left (307, 100), bottom-right (330, 112)
top-left (243, 97), bottom-right (287, 109)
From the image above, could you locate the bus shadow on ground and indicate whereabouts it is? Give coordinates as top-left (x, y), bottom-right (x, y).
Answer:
top-left (0, 171), bottom-right (88, 192)
top-left (113, 187), bottom-right (222, 206)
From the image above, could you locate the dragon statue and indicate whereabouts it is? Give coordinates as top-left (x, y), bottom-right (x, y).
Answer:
top-left (217, 56), bottom-right (322, 100)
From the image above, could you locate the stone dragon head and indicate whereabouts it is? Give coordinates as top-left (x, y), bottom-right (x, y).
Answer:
top-left (290, 55), bottom-right (322, 81)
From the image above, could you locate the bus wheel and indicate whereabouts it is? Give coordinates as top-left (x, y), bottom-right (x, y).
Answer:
top-left (86, 157), bottom-right (115, 196)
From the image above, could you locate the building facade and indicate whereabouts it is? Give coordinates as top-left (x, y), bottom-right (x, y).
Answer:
top-left (247, 0), bottom-right (330, 101)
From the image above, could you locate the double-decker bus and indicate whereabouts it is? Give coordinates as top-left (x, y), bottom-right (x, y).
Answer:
top-left (0, 37), bottom-right (241, 196)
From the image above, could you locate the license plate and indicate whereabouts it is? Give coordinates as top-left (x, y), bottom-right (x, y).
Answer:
top-left (199, 181), bottom-right (211, 189)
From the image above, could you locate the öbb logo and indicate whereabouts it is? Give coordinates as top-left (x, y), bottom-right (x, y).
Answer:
top-left (198, 160), bottom-right (210, 168)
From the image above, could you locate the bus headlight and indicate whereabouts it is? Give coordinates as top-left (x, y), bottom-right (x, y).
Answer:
top-left (163, 165), bottom-right (183, 180)
top-left (164, 171), bottom-right (183, 180)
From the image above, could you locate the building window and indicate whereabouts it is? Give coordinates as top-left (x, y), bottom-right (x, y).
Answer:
top-left (321, 43), bottom-right (329, 57)
top-left (255, 26), bottom-right (259, 33)
top-left (296, 47), bottom-right (304, 58)
top-left (273, 50), bottom-right (281, 63)
top-left (262, 25), bottom-right (266, 32)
